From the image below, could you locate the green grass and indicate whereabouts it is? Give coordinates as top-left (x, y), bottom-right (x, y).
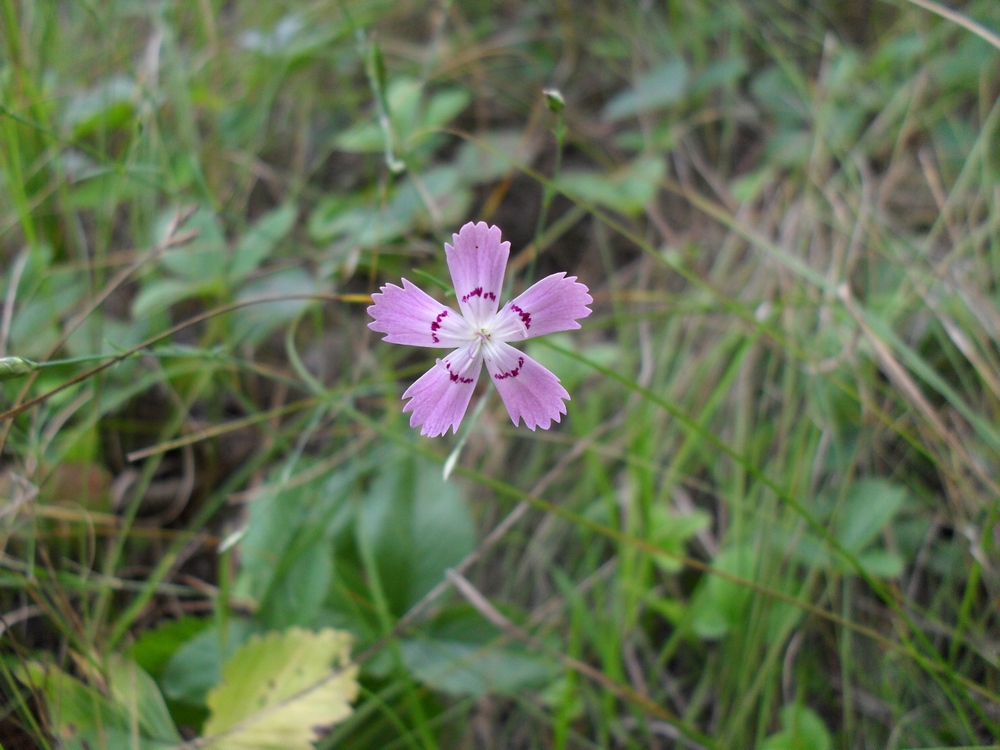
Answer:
top-left (1, 0), bottom-right (999, 747)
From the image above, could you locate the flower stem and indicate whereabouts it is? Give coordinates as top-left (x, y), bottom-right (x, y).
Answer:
top-left (530, 89), bottom-right (567, 281)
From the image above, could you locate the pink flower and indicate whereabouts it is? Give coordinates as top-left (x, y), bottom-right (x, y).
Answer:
top-left (368, 221), bottom-right (593, 437)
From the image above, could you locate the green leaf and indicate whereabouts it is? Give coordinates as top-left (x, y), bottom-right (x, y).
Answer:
top-left (833, 479), bottom-right (908, 553)
top-left (262, 542), bottom-right (333, 629)
top-left (689, 544), bottom-right (755, 640)
top-left (162, 620), bottom-right (257, 707)
top-left (849, 548), bottom-right (904, 578)
top-left (132, 278), bottom-right (203, 319)
top-left (202, 628), bottom-right (359, 749)
top-left (358, 449), bottom-right (474, 612)
top-left (233, 462), bottom-right (359, 625)
top-left (17, 659), bottom-right (180, 750)
top-left (157, 207), bottom-right (229, 281)
top-left (230, 267), bottom-right (319, 346)
top-left (603, 59), bottom-right (688, 120)
top-left (455, 130), bottom-right (537, 184)
top-left (555, 157), bottom-right (665, 216)
top-left (419, 88), bottom-right (471, 133)
top-left (400, 637), bottom-right (556, 698)
top-left (63, 75), bottom-right (138, 137)
top-left (689, 57), bottom-right (747, 96)
top-left (105, 655), bottom-right (183, 745)
top-left (762, 705), bottom-right (832, 750)
top-left (131, 616), bottom-right (213, 680)
top-left (229, 204), bottom-right (297, 280)
top-left (649, 505), bottom-right (711, 573)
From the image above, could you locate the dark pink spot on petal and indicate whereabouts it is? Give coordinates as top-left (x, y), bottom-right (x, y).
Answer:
top-left (461, 287), bottom-right (497, 304)
top-left (493, 356), bottom-right (525, 381)
top-left (445, 360), bottom-right (475, 384)
top-left (430, 310), bottom-right (448, 343)
top-left (510, 304), bottom-right (531, 330)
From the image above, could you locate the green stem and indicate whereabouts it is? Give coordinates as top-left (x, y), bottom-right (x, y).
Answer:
top-left (530, 91), bottom-right (567, 281)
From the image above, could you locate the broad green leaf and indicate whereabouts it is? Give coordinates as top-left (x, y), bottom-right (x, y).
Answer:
top-left (162, 620), bottom-right (257, 707)
top-left (262, 542), bottom-right (333, 629)
top-left (689, 544), bottom-right (755, 640)
top-left (689, 57), bottom-right (747, 95)
top-left (229, 204), bottom-right (297, 280)
top-left (202, 628), bottom-right (359, 749)
top-left (132, 278), bottom-right (204, 319)
top-left (63, 75), bottom-right (138, 137)
top-left (762, 705), bottom-right (832, 750)
top-left (849, 548), bottom-right (904, 578)
top-left (310, 167), bottom-right (469, 248)
top-left (603, 59), bottom-right (688, 120)
top-left (555, 158), bottom-right (664, 216)
top-left (648, 505), bottom-right (711, 573)
top-left (336, 78), bottom-right (422, 154)
top-left (419, 88), bottom-right (471, 134)
top-left (833, 479), bottom-right (908, 553)
top-left (400, 637), bottom-right (556, 698)
top-left (358, 449), bottom-right (474, 612)
top-left (105, 655), bottom-right (182, 745)
top-left (455, 130), bottom-right (537, 184)
top-left (131, 616), bottom-right (212, 680)
top-left (17, 659), bottom-right (179, 750)
top-left (233, 462), bottom-right (358, 606)
top-left (157, 207), bottom-right (229, 281)
top-left (230, 267), bottom-right (318, 345)
top-left (241, 14), bottom-right (343, 61)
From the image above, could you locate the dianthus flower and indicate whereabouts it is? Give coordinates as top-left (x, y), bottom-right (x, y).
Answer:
top-left (368, 221), bottom-right (592, 437)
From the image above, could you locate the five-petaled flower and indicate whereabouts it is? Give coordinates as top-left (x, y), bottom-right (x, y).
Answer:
top-left (368, 221), bottom-right (592, 437)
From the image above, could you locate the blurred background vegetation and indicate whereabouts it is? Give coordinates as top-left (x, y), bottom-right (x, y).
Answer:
top-left (0, 0), bottom-right (998, 747)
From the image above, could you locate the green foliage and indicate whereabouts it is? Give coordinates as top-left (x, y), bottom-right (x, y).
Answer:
top-left (762, 705), bottom-right (832, 750)
top-left (16, 657), bottom-right (181, 750)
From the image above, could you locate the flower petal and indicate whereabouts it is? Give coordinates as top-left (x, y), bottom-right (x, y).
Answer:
top-left (445, 222), bottom-right (509, 328)
top-left (368, 279), bottom-right (473, 348)
top-left (401, 346), bottom-right (483, 437)
top-left (491, 273), bottom-right (593, 341)
top-left (484, 341), bottom-right (569, 430)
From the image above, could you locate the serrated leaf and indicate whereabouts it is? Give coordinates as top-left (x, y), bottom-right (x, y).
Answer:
top-left (202, 628), bottom-right (359, 750)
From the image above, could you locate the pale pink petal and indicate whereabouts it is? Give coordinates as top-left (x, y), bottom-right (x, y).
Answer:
top-left (444, 222), bottom-right (509, 327)
top-left (491, 273), bottom-right (593, 341)
top-left (401, 346), bottom-right (483, 437)
top-left (368, 279), bottom-right (473, 348)
top-left (483, 341), bottom-right (569, 430)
